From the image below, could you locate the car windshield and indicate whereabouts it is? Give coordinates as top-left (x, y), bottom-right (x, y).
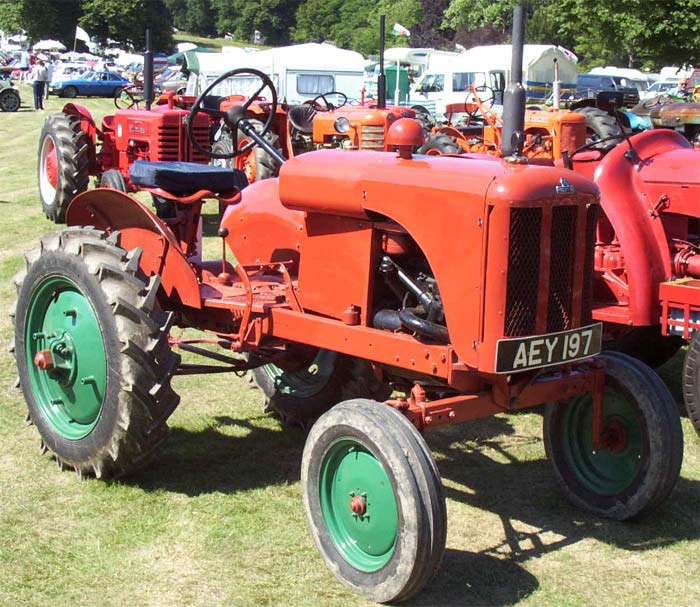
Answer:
top-left (81, 71), bottom-right (97, 81)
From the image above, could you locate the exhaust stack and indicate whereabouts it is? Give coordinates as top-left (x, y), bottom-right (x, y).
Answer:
top-left (377, 15), bottom-right (386, 109)
top-left (143, 28), bottom-right (154, 111)
top-left (501, 5), bottom-right (526, 157)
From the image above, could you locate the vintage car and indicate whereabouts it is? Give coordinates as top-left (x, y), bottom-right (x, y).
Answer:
top-left (49, 70), bottom-right (130, 98)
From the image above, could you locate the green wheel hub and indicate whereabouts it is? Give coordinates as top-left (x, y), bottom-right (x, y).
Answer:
top-left (562, 387), bottom-right (643, 495)
top-left (320, 440), bottom-right (398, 572)
top-left (262, 350), bottom-right (335, 398)
top-left (25, 276), bottom-right (107, 440)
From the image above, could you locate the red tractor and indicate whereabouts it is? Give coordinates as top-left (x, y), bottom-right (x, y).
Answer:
top-left (37, 92), bottom-right (212, 223)
top-left (13, 14), bottom-right (684, 602)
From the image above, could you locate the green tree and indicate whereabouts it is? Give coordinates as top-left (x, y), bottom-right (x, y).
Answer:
top-left (556, 0), bottom-right (700, 68)
top-left (294, 0), bottom-right (422, 55)
top-left (165, 0), bottom-right (216, 37)
top-left (213, 0), bottom-right (302, 45)
top-left (80, 0), bottom-right (173, 51)
top-left (0, 0), bottom-right (22, 34)
top-left (0, 0), bottom-right (81, 46)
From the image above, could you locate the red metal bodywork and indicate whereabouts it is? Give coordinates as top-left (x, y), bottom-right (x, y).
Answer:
top-left (63, 102), bottom-right (210, 189)
top-left (570, 129), bottom-right (700, 336)
top-left (66, 148), bottom-right (598, 385)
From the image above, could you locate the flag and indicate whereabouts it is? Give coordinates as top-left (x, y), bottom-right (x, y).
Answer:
top-left (391, 23), bottom-right (410, 37)
top-left (75, 25), bottom-right (90, 43)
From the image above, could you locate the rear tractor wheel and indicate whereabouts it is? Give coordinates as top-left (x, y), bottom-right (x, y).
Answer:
top-left (417, 133), bottom-right (461, 155)
top-left (212, 119), bottom-right (282, 182)
top-left (302, 399), bottom-right (446, 603)
top-left (250, 350), bottom-right (390, 429)
top-left (38, 112), bottom-right (90, 223)
top-left (544, 352), bottom-right (683, 520)
top-left (12, 228), bottom-right (180, 478)
top-left (577, 106), bottom-right (624, 149)
top-left (682, 331), bottom-right (700, 435)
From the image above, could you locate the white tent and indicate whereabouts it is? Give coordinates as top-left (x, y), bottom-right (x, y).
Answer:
top-left (453, 44), bottom-right (578, 93)
top-left (34, 39), bottom-right (67, 51)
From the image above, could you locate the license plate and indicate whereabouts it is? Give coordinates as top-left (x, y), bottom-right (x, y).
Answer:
top-left (495, 323), bottom-right (602, 373)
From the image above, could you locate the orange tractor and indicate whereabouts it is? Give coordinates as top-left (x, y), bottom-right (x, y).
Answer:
top-left (211, 83), bottom-right (416, 182)
top-left (14, 11), bottom-right (684, 603)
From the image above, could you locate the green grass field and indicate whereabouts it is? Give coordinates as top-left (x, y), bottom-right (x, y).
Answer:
top-left (0, 82), bottom-right (698, 607)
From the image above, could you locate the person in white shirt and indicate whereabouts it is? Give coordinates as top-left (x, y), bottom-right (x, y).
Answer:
top-left (30, 61), bottom-right (49, 109)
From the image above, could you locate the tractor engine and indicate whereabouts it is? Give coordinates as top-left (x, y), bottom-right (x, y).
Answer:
top-left (99, 106), bottom-right (210, 187)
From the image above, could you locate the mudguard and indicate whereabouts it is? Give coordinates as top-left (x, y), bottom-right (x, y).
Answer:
top-left (66, 189), bottom-right (201, 308)
top-left (594, 129), bottom-right (691, 325)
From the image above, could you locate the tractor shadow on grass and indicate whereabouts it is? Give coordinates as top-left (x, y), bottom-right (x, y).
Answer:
top-left (124, 415), bottom-right (305, 496)
top-left (406, 549), bottom-right (539, 607)
top-left (426, 414), bottom-right (700, 566)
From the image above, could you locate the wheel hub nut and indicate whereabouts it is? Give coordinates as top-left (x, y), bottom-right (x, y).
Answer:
top-left (349, 495), bottom-right (366, 516)
top-left (33, 349), bottom-right (54, 371)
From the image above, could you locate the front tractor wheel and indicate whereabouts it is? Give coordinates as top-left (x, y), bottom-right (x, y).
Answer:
top-left (12, 228), bottom-right (180, 478)
top-left (302, 400), bottom-right (446, 603)
top-left (250, 350), bottom-right (390, 429)
top-left (38, 112), bottom-right (90, 223)
top-left (544, 352), bottom-right (683, 520)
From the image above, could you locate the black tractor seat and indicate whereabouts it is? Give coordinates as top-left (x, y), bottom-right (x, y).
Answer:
top-left (130, 160), bottom-right (248, 194)
top-left (287, 104), bottom-right (317, 134)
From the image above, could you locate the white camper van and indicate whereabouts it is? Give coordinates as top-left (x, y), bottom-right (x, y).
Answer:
top-left (184, 43), bottom-right (365, 105)
top-left (409, 44), bottom-right (578, 119)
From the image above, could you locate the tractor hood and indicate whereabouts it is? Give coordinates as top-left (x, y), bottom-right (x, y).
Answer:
top-left (279, 148), bottom-right (598, 220)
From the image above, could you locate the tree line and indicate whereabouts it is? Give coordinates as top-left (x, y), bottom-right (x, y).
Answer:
top-left (1, 0), bottom-right (698, 68)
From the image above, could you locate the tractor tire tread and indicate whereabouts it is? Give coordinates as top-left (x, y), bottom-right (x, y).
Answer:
top-left (38, 112), bottom-right (90, 223)
top-left (13, 229), bottom-right (180, 478)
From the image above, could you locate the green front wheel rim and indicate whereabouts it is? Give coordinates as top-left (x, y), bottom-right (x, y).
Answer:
top-left (25, 276), bottom-right (107, 440)
top-left (562, 387), bottom-right (644, 495)
top-left (320, 439), bottom-right (399, 572)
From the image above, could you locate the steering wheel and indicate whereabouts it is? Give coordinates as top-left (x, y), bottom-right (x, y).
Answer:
top-left (472, 85), bottom-right (495, 108)
top-left (186, 67), bottom-right (277, 160)
top-left (114, 85), bottom-right (140, 110)
top-left (309, 91), bottom-right (348, 111)
top-left (568, 134), bottom-right (622, 162)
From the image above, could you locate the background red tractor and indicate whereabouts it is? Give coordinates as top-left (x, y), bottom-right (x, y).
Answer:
top-left (13, 8), bottom-right (684, 603)
top-left (414, 67), bottom-right (700, 438)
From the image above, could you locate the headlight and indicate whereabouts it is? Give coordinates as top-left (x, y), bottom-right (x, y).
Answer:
top-left (334, 117), bottom-right (350, 133)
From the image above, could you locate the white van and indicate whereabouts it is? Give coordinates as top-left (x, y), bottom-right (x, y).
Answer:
top-left (409, 44), bottom-right (578, 119)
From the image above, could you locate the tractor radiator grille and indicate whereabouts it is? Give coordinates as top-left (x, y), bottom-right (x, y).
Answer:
top-left (360, 125), bottom-right (385, 150)
top-left (503, 204), bottom-right (595, 338)
top-left (505, 207), bottom-right (542, 336)
top-left (547, 205), bottom-right (578, 332)
top-left (156, 123), bottom-right (209, 163)
top-left (580, 204), bottom-right (598, 325)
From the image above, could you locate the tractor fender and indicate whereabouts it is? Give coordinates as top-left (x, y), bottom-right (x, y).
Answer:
top-left (65, 189), bottom-right (202, 308)
top-left (594, 129), bottom-right (688, 325)
top-left (62, 102), bottom-right (99, 172)
top-left (221, 179), bottom-right (304, 273)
